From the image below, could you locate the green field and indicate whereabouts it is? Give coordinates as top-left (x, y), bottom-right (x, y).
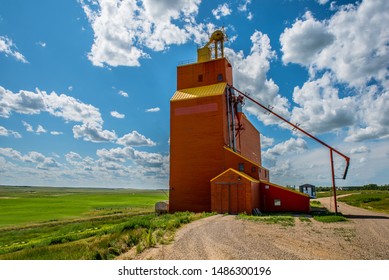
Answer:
top-left (0, 186), bottom-right (202, 259)
top-left (316, 189), bottom-right (389, 214)
top-left (338, 191), bottom-right (389, 214)
top-left (0, 186), bottom-right (167, 227)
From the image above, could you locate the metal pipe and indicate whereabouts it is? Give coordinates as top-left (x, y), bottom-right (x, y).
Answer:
top-left (330, 149), bottom-right (338, 215)
top-left (230, 94), bottom-right (236, 151)
top-left (228, 84), bottom-right (350, 212)
top-left (225, 89), bottom-right (232, 148)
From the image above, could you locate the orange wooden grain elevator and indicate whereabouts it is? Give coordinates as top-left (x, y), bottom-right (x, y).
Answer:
top-left (169, 30), bottom-right (310, 214)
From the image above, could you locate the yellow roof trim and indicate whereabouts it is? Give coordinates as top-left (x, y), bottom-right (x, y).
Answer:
top-left (260, 180), bottom-right (310, 197)
top-left (171, 82), bottom-right (227, 101)
top-left (224, 146), bottom-right (265, 169)
top-left (210, 168), bottom-right (260, 183)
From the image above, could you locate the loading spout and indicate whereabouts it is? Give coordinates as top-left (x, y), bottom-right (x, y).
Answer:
top-left (228, 84), bottom-right (351, 214)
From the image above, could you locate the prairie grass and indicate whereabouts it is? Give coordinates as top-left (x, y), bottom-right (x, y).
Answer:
top-left (237, 213), bottom-right (295, 227)
top-left (313, 213), bottom-right (348, 223)
top-left (0, 211), bottom-right (213, 259)
top-left (338, 191), bottom-right (389, 214)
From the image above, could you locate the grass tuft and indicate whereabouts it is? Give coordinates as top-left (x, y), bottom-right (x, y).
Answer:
top-left (237, 213), bottom-right (295, 227)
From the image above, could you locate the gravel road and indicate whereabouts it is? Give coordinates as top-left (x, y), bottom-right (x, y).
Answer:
top-left (119, 197), bottom-right (389, 260)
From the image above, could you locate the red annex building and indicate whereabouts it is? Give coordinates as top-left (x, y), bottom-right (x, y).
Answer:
top-left (169, 30), bottom-right (310, 214)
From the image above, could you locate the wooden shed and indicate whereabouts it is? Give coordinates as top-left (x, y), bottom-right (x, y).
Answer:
top-left (210, 168), bottom-right (260, 214)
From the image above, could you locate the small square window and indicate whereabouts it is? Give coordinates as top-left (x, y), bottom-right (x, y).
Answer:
top-left (217, 74), bottom-right (223, 82)
top-left (198, 74), bottom-right (203, 82)
top-left (238, 163), bottom-right (244, 172)
top-left (251, 166), bottom-right (256, 173)
top-left (274, 199), bottom-right (281, 206)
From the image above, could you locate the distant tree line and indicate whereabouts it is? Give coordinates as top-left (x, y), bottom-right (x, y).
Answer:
top-left (315, 184), bottom-right (389, 191)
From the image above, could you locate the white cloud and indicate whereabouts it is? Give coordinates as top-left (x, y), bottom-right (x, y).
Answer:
top-left (22, 121), bottom-right (34, 132)
top-left (73, 123), bottom-right (117, 143)
top-left (0, 35), bottom-right (28, 63)
top-left (290, 72), bottom-right (356, 134)
top-left (212, 3), bottom-right (232, 20)
top-left (117, 130), bottom-right (156, 146)
top-left (280, 1), bottom-right (389, 88)
top-left (280, 11), bottom-right (335, 66)
top-left (110, 111), bottom-right (125, 118)
top-left (225, 31), bottom-right (290, 126)
top-left (345, 88), bottom-right (389, 142)
top-left (36, 125), bottom-right (47, 134)
top-left (317, 0), bottom-right (330, 5)
top-left (0, 148), bottom-right (60, 170)
top-left (50, 131), bottom-right (63, 135)
top-left (118, 90), bottom-right (128, 97)
top-left (145, 107), bottom-right (160, 113)
top-left (237, 0), bottom-right (252, 20)
top-left (79, 0), bottom-right (202, 67)
top-left (350, 145), bottom-right (370, 154)
top-left (22, 121), bottom-right (50, 136)
top-left (279, 0), bottom-right (389, 142)
top-left (65, 151), bottom-right (82, 163)
top-left (36, 41), bottom-right (46, 47)
top-left (260, 134), bottom-right (274, 149)
top-left (96, 146), bottom-right (165, 169)
top-left (0, 126), bottom-right (21, 138)
top-left (238, 0), bottom-right (251, 12)
top-left (1, 86), bottom-right (116, 142)
top-left (264, 137), bottom-right (307, 156)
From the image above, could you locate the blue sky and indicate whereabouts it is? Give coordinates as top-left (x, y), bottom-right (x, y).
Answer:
top-left (0, 0), bottom-right (388, 188)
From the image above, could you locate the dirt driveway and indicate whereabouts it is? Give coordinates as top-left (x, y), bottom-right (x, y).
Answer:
top-left (119, 197), bottom-right (389, 260)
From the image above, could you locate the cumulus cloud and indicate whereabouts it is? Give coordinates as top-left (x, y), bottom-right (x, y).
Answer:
top-left (290, 72), bottom-right (356, 134)
top-left (79, 0), bottom-right (202, 67)
top-left (212, 3), bottom-right (232, 20)
top-left (117, 131), bottom-right (156, 146)
top-left (22, 121), bottom-right (55, 135)
top-left (0, 126), bottom-right (21, 138)
top-left (225, 31), bottom-right (290, 125)
top-left (110, 111), bottom-right (125, 119)
top-left (145, 107), bottom-right (160, 113)
top-left (73, 123), bottom-right (117, 143)
top-left (260, 135), bottom-right (274, 149)
top-left (96, 146), bottom-right (164, 168)
top-left (263, 138), bottom-right (307, 167)
top-left (345, 88), bottom-right (389, 142)
top-left (280, 1), bottom-right (389, 88)
top-left (280, 11), bottom-right (335, 66)
top-left (0, 148), bottom-right (60, 170)
top-left (0, 35), bottom-right (28, 63)
top-left (36, 125), bottom-right (47, 134)
top-left (1, 86), bottom-right (116, 142)
top-left (280, 0), bottom-right (389, 141)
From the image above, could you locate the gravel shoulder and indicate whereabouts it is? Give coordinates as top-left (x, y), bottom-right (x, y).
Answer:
top-left (119, 197), bottom-right (389, 260)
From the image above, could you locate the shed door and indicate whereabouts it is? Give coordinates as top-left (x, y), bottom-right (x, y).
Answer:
top-left (229, 184), bottom-right (239, 214)
top-left (214, 183), bottom-right (245, 214)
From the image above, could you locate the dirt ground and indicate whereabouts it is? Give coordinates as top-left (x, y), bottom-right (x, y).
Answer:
top-left (118, 196), bottom-right (389, 260)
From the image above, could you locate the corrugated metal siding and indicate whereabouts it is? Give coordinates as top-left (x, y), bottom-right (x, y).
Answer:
top-left (171, 82), bottom-right (227, 101)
